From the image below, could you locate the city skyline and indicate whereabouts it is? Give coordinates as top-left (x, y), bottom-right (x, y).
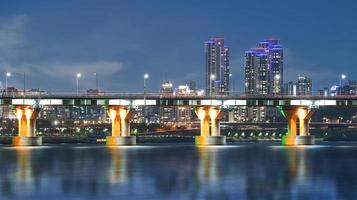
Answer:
top-left (0, 0), bottom-right (356, 93)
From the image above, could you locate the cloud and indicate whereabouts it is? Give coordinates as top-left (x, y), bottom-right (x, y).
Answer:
top-left (35, 60), bottom-right (124, 77)
top-left (0, 14), bottom-right (29, 62)
top-left (283, 47), bottom-right (338, 89)
top-left (0, 15), bottom-right (125, 91)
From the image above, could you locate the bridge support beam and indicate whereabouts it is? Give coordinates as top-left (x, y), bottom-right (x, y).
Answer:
top-left (296, 107), bottom-right (315, 145)
top-left (12, 106), bottom-right (42, 146)
top-left (106, 106), bottom-right (136, 146)
top-left (195, 106), bottom-right (226, 145)
top-left (280, 106), bottom-right (314, 145)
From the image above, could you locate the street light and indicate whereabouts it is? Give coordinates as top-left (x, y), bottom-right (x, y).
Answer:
top-left (5, 72), bottom-right (26, 97)
top-left (5, 72), bottom-right (11, 95)
top-left (76, 73), bottom-right (81, 95)
top-left (229, 73), bottom-right (233, 95)
top-left (210, 74), bottom-right (215, 96)
top-left (94, 73), bottom-right (98, 91)
top-left (143, 73), bottom-right (149, 133)
top-left (144, 73), bottom-right (149, 93)
top-left (339, 74), bottom-right (346, 95)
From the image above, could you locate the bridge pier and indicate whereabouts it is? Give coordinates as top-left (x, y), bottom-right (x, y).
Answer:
top-left (12, 106), bottom-right (42, 146)
top-left (280, 106), bottom-right (314, 145)
top-left (106, 106), bottom-right (136, 146)
top-left (195, 106), bottom-right (226, 145)
top-left (296, 107), bottom-right (315, 145)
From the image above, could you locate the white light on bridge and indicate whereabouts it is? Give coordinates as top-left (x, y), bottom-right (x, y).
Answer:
top-left (109, 99), bottom-right (131, 106)
top-left (12, 99), bottom-right (36, 105)
top-left (314, 100), bottom-right (336, 106)
top-left (201, 100), bottom-right (222, 106)
top-left (291, 100), bottom-right (313, 106)
top-left (223, 100), bottom-right (247, 106)
top-left (291, 99), bottom-right (337, 106)
top-left (39, 99), bottom-right (63, 105)
top-left (132, 99), bottom-right (156, 106)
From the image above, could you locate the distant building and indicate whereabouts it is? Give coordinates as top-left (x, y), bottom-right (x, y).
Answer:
top-left (159, 81), bottom-right (175, 123)
top-left (283, 81), bottom-right (296, 96)
top-left (205, 37), bottom-right (230, 96)
top-left (188, 81), bottom-right (196, 91)
top-left (245, 38), bottom-right (283, 96)
top-left (86, 89), bottom-right (105, 96)
top-left (340, 80), bottom-right (357, 95)
top-left (160, 81), bottom-right (174, 95)
top-left (244, 38), bottom-right (283, 122)
top-left (283, 75), bottom-right (312, 96)
top-left (296, 75), bottom-right (312, 96)
top-left (318, 88), bottom-right (330, 97)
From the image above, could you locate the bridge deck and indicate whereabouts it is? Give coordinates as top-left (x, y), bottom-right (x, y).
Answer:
top-left (0, 94), bottom-right (356, 107)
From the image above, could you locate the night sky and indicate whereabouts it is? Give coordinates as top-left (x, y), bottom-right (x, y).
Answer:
top-left (0, 0), bottom-right (356, 93)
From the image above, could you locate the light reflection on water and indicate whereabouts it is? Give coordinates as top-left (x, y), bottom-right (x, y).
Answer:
top-left (0, 143), bottom-right (356, 199)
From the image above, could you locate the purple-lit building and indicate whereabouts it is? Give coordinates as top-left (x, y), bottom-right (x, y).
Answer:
top-left (205, 37), bottom-right (230, 96)
top-left (243, 38), bottom-right (284, 122)
top-left (245, 38), bottom-right (283, 96)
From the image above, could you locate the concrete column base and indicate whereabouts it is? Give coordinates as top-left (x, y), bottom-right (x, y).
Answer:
top-left (195, 136), bottom-right (226, 145)
top-left (12, 136), bottom-right (42, 146)
top-left (295, 135), bottom-right (315, 145)
top-left (106, 136), bottom-right (136, 146)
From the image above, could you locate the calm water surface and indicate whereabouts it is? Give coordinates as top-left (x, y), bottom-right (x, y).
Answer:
top-left (0, 143), bottom-right (356, 199)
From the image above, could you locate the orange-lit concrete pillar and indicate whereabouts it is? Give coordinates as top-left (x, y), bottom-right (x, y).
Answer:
top-left (195, 106), bottom-right (226, 145)
top-left (196, 106), bottom-right (210, 137)
top-left (209, 107), bottom-right (224, 137)
top-left (280, 106), bottom-right (298, 146)
top-left (13, 106), bottom-right (42, 146)
top-left (296, 107), bottom-right (315, 145)
top-left (108, 107), bottom-right (121, 137)
top-left (119, 107), bottom-right (132, 137)
top-left (106, 106), bottom-right (136, 146)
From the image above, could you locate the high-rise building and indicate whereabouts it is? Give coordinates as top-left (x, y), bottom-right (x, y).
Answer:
top-left (243, 38), bottom-right (283, 122)
top-left (205, 37), bottom-right (230, 96)
top-left (245, 38), bottom-right (283, 96)
top-left (283, 81), bottom-right (296, 96)
top-left (188, 80), bottom-right (196, 91)
top-left (296, 75), bottom-right (312, 96)
top-left (283, 75), bottom-right (312, 96)
top-left (159, 81), bottom-right (175, 123)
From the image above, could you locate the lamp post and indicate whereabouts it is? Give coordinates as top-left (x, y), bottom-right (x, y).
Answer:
top-left (76, 73), bottom-right (81, 95)
top-left (229, 73), bottom-right (233, 95)
top-left (340, 74), bottom-right (346, 95)
top-left (5, 72), bottom-right (25, 97)
top-left (210, 74), bottom-right (215, 96)
top-left (5, 72), bottom-right (11, 95)
top-left (94, 73), bottom-right (98, 91)
top-left (143, 73), bottom-right (149, 133)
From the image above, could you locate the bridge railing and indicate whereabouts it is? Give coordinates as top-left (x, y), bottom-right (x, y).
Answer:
top-left (0, 91), bottom-right (356, 100)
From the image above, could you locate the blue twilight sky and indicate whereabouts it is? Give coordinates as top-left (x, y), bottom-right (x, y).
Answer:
top-left (0, 0), bottom-right (356, 93)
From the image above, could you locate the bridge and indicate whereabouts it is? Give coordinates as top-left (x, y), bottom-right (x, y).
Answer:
top-left (1, 93), bottom-right (357, 146)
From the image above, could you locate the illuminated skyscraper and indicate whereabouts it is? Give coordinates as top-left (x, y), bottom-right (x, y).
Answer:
top-left (245, 38), bottom-right (283, 96)
top-left (296, 75), bottom-right (312, 96)
top-left (244, 38), bottom-right (283, 122)
top-left (205, 37), bottom-right (230, 96)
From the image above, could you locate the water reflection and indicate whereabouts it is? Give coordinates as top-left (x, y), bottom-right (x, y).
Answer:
top-left (107, 147), bottom-right (129, 184)
top-left (0, 144), bottom-right (356, 199)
